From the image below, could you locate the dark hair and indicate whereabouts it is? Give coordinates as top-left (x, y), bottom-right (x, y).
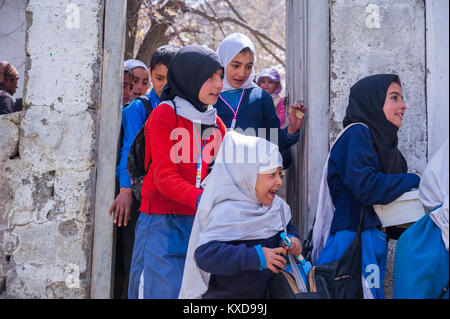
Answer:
top-left (150, 45), bottom-right (180, 71)
top-left (124, 66), bottom-right (134, 77)
top-left (239, 47), bottom-right (253, 55)
top-left (392, 75), bottom-right (402, 87)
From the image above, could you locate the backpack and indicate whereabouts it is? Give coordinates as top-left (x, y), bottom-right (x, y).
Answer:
top-left (124, 95), bottom-right (153, 203)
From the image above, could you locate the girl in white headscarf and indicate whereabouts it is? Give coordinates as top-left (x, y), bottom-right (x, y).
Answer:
top-left (179, 131), bottom-right (302, 299)
top-left (124, 59), bottom-right (150, 99)
top-left (214, 33), bottom-right (306, 169)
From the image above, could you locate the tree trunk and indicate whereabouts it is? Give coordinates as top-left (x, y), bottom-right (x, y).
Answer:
top-left (135, 22), bottom-right (171, 67)
top-left (124, 0), bottom-right (142, 60)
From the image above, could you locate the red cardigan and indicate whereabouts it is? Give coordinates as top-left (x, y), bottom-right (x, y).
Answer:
top-left (139, 103), bottom-right (226, 215)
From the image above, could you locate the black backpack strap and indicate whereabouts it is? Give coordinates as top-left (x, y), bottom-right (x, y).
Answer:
top-left (136, 95), bottom-right (153, 120)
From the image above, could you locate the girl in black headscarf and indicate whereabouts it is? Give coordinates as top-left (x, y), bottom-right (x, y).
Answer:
top-left (313, 74), bottom-right (420, 299)
top-left (128, 45), bottom-right (227, 299)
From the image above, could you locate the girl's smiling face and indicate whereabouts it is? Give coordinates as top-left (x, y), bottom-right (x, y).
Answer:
top-left (255, 167), bottom-right (284, 206)
top-left (198, 68), bottom-right (224, 105)
top-left (258, 77), bottom-right (279, 95)
top-left (226, 49), bottom-right (254, 89)
top-left (383, 82), bottom-right (406, 128)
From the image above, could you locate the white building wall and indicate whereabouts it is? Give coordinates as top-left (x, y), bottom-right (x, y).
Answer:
top-left (0, 0), bottom-right (27, 100)
top-left (0, 0), bottom-right (103, 298)
top-left (329, 0), bottom-right (427, 173)
top-left (426, 0), bottom-right (449, 157)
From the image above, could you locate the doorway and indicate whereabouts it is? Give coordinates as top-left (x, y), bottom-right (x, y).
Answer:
top-left (92, 0), bottom-right (331, 299)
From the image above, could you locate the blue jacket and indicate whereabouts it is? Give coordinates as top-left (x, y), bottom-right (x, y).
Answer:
top-left (328, 124), bottom-right (420, 234)
top-left (214, 87), bottom-right (298, 152)
top-left (194, 221), bottom-right (299, 299)
top-left (116, 89), bottom-right (160, 188)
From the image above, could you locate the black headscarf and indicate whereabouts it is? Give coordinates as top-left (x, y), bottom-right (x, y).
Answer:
top-left (159, 45), bottom-right (223, 112)
top-left (343, 74), bottom-right (407, 174)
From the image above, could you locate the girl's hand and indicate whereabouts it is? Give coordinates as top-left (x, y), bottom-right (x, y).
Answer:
top-left (282, 236), bottom-right (302, 257)
top-left (262, 247), bottom-right (287, 273)
top-left (287, 104), bottom-right (307, 135)
top-left (108, 188), bottom-right (133, 227)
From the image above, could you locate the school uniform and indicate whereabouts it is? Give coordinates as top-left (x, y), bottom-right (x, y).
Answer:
top-left (195, 222), bottom-right (298, 299)
top-left (214, 33), bottom-right (299, 169)
top-left (312, 74), bottom-right (420, 299)
top-left (317, 124), bottom-right (419, 299)
top-left (215, 87), bottom-right (298, 154)
top-left (179, 131), bottom-right (300, 299)
top-left (128, 45), bottom-right (225, 299)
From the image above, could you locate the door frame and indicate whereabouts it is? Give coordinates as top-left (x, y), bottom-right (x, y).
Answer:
top-left (285, 0), bottom-right (330, 238)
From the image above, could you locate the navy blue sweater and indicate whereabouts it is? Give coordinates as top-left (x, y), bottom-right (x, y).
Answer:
top-left (328, 125), bottom-right (420, 234)
top-left (194, 221), bottom-right (298, 299)
top-left (214, 87), bottom-right (298, 152)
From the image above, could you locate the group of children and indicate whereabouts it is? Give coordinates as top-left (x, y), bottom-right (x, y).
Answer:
top-left (108, 32), bottom-right (448, 299)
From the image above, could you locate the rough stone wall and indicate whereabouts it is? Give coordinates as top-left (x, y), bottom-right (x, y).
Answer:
top-left (0, 0), bottom-right (27, 100)
top-left (0, 0), bottom-right (103, 298)
top-left (329, 0), bottom-right (427, 173)
top-left (329, 0), bottom-right (427, 299)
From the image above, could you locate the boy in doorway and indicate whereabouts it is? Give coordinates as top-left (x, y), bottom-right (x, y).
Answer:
top-left (109, 45), bottom-right (179, 298)
top-left (122, 66), bottom-right (134, 107)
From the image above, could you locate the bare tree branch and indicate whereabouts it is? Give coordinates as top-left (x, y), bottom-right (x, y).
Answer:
top-left (223, 0), bottom-right (285, 67)
top-left (179, 1), bottom-right (285, 52)
top-left (125, 0), bottom-right (143, 60)
top-left (201, 0), bottom-right (227, 38)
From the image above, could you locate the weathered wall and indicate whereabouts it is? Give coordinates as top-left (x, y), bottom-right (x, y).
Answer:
top-left (0, 0), bottom-right (27, 100)
top-left (426, 0), bottom-right (449, 157)
top-left (328, 0), bottom-right (445, 299)
top-left (329, 0), bottom-right (427, 173)
top-left (0, 0), bottom-right (103, 298)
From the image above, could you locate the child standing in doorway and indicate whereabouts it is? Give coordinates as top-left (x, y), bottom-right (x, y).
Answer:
top-left (214, 33), bottom-right (306, 169)
top-left (109, 47), bottom-right (179, 299)
top-left (128, 45), bottom-right (226, 299)
top-left (257, 68), bottom-right (286, 128)
top-left (179, 131), bottom-right (302, 299)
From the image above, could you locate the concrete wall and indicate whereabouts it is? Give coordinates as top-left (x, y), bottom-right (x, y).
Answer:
top-left (329, 0), bottom-right (427, 300)
top-left (426, 0), bottom-right (449, 157)
top-left (326, 0), bottom-right (447, 299)
top-left (0, 0), bottom-right (103, 298)
top-left (0, 0), bottom-right (27, 100)
top-left (329, 0), bottom-right (427, 173)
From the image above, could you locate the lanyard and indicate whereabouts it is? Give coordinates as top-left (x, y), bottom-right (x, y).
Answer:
top-left (219, 89), bottom-right (245, 130)
top-left (192, 122), bottom-right (207, 189)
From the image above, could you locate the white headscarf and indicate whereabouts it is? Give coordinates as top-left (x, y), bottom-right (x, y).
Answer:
top-left (217, 33), bottom-right (259, 92)
top-left (124, 59), bottom-right (150, 81)
top-left (161, 96), bottom-right (217, 126)
top-left (419, 139), bottom-right (449, 251)
top-left (179, 131), bottom-right (291, 299)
